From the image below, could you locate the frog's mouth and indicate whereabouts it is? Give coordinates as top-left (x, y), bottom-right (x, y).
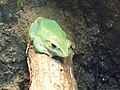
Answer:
top-left (47, 44), bottom-right (72, 57)
top-left (48, 49), bottom-right (70, 57)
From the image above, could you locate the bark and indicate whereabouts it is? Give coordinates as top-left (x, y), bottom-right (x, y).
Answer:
top-left (27, 46), bottom-right (78, 90)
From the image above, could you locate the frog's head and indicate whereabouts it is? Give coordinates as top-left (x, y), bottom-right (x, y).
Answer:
top-left (45, 38), bottom-right (72, 57)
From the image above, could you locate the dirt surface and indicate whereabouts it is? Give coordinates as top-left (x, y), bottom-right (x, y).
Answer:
top-left (0, 0), bottom-right (120, 90)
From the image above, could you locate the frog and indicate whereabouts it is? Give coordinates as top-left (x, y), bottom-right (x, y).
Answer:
top-left (29, 17), bottom-right (73, 57)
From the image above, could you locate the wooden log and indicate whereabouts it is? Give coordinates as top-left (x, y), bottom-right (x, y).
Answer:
top-left (27, 46), bottom-right (78, 90)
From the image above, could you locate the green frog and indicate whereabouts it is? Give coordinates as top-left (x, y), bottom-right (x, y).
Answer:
top-left (29, 17), bottom-right (73, 57)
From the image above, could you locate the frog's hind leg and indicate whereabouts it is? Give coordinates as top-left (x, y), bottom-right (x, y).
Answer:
top-left (29, 21), bottom-right (38, 41)
top-left (33, 37), bottom-right (53, 57)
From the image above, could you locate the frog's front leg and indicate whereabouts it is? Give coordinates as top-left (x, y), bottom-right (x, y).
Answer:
top-left (33, 37), bottom-right (53, 57)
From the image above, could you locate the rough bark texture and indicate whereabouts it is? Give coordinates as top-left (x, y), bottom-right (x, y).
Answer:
top-left (27, 47), bottom-right (78, 90)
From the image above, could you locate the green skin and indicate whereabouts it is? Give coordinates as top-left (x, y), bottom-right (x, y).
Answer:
top-left (29, 17), bottom-right (72, 57)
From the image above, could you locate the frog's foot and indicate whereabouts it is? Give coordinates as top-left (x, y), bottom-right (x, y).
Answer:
top-left (34, 44), bottom-right (53, 57)
top-left (35, 45), bottom-right (53, 57)
top-left (37, 47), bottom-right (53, 57)
top-left (46, 52), bottom-right (53, 57)
top-left (33, 38), bottom-right (53, 57)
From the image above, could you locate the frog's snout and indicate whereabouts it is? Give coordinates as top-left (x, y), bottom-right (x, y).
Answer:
top-left (59, 47), bottom-right (71, 57)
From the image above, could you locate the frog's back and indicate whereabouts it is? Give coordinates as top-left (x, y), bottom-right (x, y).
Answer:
top-left (36, 18), bottom-right (67, 39)
top-left (29, 17), bottom-right (66, 41)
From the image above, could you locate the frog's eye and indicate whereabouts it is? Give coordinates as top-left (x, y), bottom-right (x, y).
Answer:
top-left (70, 45), bottom-right (73, 50)
top-left (51, 43), bottom-right (57, 48)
